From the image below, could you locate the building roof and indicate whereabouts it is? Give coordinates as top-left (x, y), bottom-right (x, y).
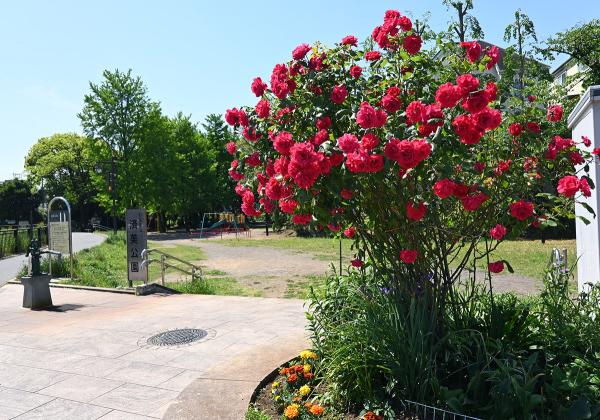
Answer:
top-left (551, 57), bottom-right (576, 77)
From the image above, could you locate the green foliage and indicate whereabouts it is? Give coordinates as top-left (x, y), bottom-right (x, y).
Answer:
top-left (309, 268), bottom-right (600, 418)
top-left (543, 19), bottom-right (600, 90)
top-left (245, 407), bottom-right (270, 420)
top-left (25, 133), bottom-right (99, 226)
top-left (0, 179), bottom-right (40, 223)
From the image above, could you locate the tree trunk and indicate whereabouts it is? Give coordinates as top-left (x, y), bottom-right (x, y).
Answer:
top-left (158, 211), bottom-right (167, 233)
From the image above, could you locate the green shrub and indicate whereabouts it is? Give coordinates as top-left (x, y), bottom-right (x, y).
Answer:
top-left (308, 268), bottom-right (600, 418)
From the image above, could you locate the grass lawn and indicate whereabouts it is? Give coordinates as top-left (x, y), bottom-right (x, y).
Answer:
top-left (59, 233), bottom-right (258, 296)
top-left (219, 236), bottom-right (354, 261)
top-left (221, 234), bottom-right (575, 281)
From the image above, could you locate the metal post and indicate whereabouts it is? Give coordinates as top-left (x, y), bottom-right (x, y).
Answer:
top-left (161, 253), bottom-right (165, 286)
top-left (265, 214), bottom-right (269, 237)
top-left (111, 155), bottom-right (117, 235)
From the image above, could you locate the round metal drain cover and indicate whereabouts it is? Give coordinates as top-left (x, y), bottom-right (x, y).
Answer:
top-left (147, 329), bottom-right (207, 346)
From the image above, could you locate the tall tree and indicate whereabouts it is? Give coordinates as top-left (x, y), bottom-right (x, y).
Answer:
top-left (24, 133), bottom-right (98, 227)
top-left (0, 179), bottom-right (40, 224)
top-left (503, 9), bottom-right (539, 96)
top-left (542, 19), bottom-right (600, 90)
top-left (170, 114), bottom-right (219, 232)
top-left (78, 69), bottom-right (153, 211)
top-left (443, 0), bottom-right (484, 42)
top-left (201, 114), bottom-right (238, 211)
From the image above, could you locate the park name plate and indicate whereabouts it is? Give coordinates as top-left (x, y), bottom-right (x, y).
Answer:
top-left (126, 208), bottom-right (148, 284)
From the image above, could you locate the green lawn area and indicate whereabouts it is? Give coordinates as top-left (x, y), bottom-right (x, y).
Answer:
top-left (58, 233), bottom-right (258, 296)
top-left (222, 234), bottom-right (576, 281)
top-left (219, 236), bottom-right (354, 261)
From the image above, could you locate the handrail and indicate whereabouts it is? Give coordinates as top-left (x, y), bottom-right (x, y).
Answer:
top-left (92, 224), bottom-right (113, 232)
top-left (140, 248), bottom-right (202, 285)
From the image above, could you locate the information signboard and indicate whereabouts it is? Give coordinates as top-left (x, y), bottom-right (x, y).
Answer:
top-left (49, 210), bottom-right (70, 254)
top-left (126, 208), bottom-right (148, 285)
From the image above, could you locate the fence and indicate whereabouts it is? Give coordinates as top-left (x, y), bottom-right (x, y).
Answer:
top-left (0, 226), bottom-right (47, 259)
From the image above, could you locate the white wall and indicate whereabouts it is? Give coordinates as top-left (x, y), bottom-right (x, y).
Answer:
top-left (568, 86), bottom-right (600, 291)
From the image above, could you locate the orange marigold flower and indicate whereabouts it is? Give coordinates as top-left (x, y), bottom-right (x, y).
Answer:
top-left (287, 373), bottom-right (298, 383)
top-left (304, 372), bottom-right (315, 380)
top-left (363, 411), bottom-right (383, 420)
top-left (284, 404), bottom-right (300, 419)
top-left (310, 404), bottom-right (325, 416)
top-left (279, 367), bottom-right (288, 375)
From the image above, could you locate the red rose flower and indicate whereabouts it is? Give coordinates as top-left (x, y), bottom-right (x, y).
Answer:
top-left (360, 133), bottom-right (380, 150)
top-left (403, 34), bottom-right (422, 55)
top-left (340, 188), bottom-right (353, 200)
top-left (557, 175), bottom-right (580, 197)
top-left (255, 99), bottom-right (270, 119)
top-left (337, 133), bottom-right (360, 153)
top-left (582, 136), bottom-right (592, 147)
top-left (526, 122), bottom-right (541, 133)
top-left (406, 201), bottom-right (426, 221)
top-left (251, 77), bottom-right (267, 97)
top-left (461, 192), bottom-right (489, 211)
top-left (343, 227), bottom-right (356, 238)
top-left (342, 35), bottom-right (358, 46)
top-left (462, 90), bottom-right (489, 114)
top-left (488, 261), bottom-right (504, 273)
top-left (456, 74), bottom-right (480, 94)
top-left (510, 200), bottom-right (534, 221)
top-left (547, 104), bottom-right (563, 122)
top-left (508, 123), bottom-right (523, 137)
top-left (405, 101), bottom-right (426, 125)
top-left (316, 116), bottom-right (331, 130)
top-left (349, 65), bottom-right (362, 78)
top-left (365, 51), bottom-right (381, 61)
top-left (485, 82), bottom-right (498, 101)
top-left (292, 43), bottom-right (311, 60)
top-left (473, 108), bottom-right (502, 131)
top-left (433, 179), bottom-right (455, 199)
top-left (460, 41), bottom-right (482, 63)
top-left (292, 213), bottom-right (312, 225)
top-left (528, 95), bottom-right (537, 102)
top-left (356, 102), bottom-right (388, 128)
top-left (331, 85), bottom-right (348, 104)
top-left (279, 199), bottom-right (298, 214)
top-left (400, 249), bottom-right (418, 264)
top-left (382, 92), bottom-right (403, 114)
top-left (225, 108), bottom-right (240, 126)
top-left (274, 131), bottom-right (295, 155)
top-left (435, 82), bottom-right (462, 108)
top-left (485, 45), bottom-right (500, 69)
top-left (579, 178), bottom-right (592, 197)
top-left (351, 258), bottom-right (364, 268)
top-left (490, 224), bottom-right (507, 241)
top-left (226, 142), bottom-right (236, 155)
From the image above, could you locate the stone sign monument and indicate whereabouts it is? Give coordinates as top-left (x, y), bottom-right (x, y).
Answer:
top-left (126, 208), bottom-right (148, 287)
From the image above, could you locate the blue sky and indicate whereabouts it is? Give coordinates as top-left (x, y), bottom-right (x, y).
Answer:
top-left (1, 0), bottom-right (598, 180)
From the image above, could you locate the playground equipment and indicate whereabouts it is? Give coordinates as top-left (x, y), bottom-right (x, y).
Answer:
top-left (198, 212), bottom-right (250, 239)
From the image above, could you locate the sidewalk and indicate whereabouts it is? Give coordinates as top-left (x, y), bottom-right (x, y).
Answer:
top-left (0, 233), bottom-right (106, 287)
top-left (0, 284), bottom-right (308, 419)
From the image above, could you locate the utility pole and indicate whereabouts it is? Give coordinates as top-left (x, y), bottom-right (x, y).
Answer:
top-left (110, 155), bottom-right (117, 234)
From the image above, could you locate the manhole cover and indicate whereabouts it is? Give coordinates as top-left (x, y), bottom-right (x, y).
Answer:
top-left (147, 329), bottom-right (208, 346)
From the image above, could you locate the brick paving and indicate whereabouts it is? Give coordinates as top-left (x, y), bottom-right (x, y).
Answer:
top-left (0, 285), bottom-right (308, 419)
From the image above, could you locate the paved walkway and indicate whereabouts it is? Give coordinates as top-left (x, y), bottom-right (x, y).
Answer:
top-left (0, 233), bottom-right (106, 288)
top-left (0, 285), bottom-right (308, 419)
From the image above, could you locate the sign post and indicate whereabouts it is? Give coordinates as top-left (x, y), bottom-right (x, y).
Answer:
top-left (47, 197), bottom-right (73, 280)
top-left (126, 208), bottom-right (148, 287)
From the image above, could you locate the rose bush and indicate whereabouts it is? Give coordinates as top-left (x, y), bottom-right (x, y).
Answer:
top-left (225, 9), bottom-right (594, 313)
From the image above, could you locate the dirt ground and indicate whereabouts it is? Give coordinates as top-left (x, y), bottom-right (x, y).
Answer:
top-left (151, 231), bottom-right (331, 298)
top-left (149, 230), bottom-right (543, 298)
